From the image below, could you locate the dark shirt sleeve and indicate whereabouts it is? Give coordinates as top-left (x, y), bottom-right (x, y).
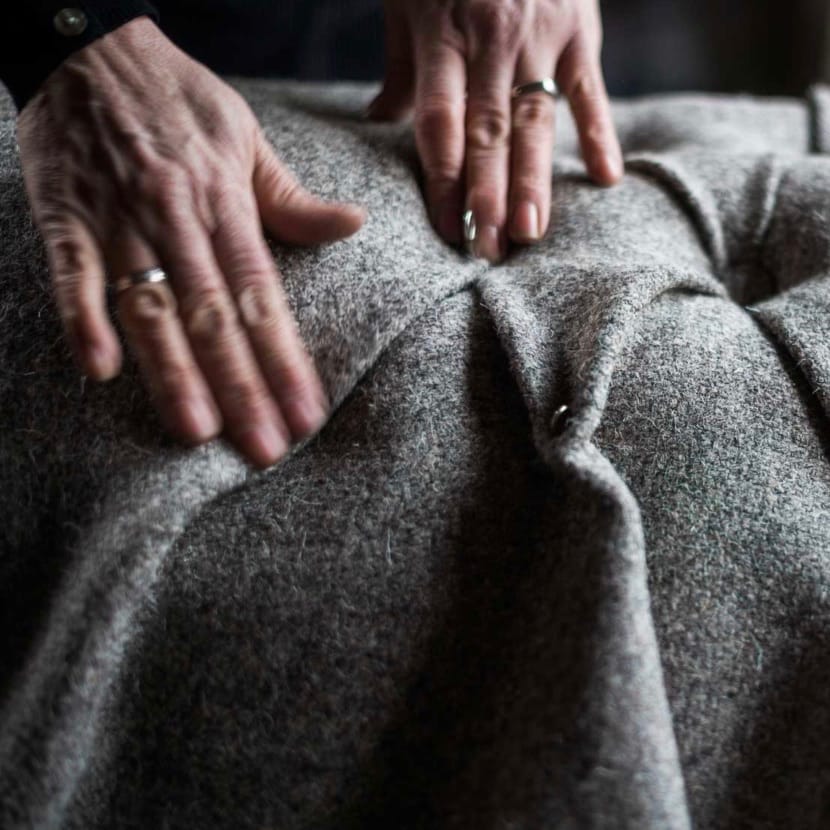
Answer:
top-left (0, 2), bottom-right (160, 113)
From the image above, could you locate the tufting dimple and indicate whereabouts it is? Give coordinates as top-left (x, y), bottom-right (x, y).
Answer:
top-left (1, 78), bottom-right (830, 830)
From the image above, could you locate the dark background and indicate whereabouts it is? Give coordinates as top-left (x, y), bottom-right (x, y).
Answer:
top-left (601, 0), bottom-right (829, 96)
top-left (156, 0), bottom-right (830, 97)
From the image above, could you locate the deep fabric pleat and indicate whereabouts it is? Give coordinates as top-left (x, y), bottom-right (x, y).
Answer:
top-left (0, 80), bottom-right (829, 829)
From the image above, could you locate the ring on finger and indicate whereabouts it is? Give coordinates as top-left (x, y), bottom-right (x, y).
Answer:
top-left (511, 77), bottom-right (560, 100)
top-left (114, 266), bottom-right (170, 295)
top-left (462, 209), bottom-right (477, 257)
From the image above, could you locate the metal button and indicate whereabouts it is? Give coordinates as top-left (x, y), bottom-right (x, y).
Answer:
top-left (54, 8), bottom-right (89, 37)
top-left (550, 404), bottom-right (572, 437)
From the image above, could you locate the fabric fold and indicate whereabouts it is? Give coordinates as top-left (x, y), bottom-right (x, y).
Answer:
top-left (1, 79), bottom-right (830, 829)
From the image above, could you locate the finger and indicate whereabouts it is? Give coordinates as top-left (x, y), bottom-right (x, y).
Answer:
top-left (211, 186), bottom-right (330, 443)
top-left (412, 17), bottom-right (467, 244)
top-left (508, 50), bottom-right (557, 244)
top-left (148, 201), bottom-right (292, 470)
top-left (462, 4), bottom-right (522, 262)
top-left (41, 212), bottom-right (122, 380)
top-left (366, 6), bottom-right (415, 121)
top-left (253, 130), bottom-right (367, 246)
top-left (556, 37), bottom-right (623, 186)
top-left (108, 228), bottom-right (222, 445)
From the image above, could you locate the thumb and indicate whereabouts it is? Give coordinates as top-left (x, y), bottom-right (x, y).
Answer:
top-left (366, 10), bottom-right (414, 121)
top-left (253, 131), bottom-right (367, 246)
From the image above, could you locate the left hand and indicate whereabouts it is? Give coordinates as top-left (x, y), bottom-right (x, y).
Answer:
top-left (367, 0), bottom-right (623, 262)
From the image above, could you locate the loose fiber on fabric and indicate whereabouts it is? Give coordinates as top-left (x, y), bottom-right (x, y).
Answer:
top-left (1, 79), bottom-right (830, 829)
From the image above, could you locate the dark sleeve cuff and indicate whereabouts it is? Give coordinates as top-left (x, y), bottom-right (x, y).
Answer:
top-left (0, 2), bottom-right (160, 113)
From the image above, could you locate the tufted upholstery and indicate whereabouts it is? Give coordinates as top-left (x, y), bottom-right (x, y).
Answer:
top-left (1, 80), bottom-right (830, 829)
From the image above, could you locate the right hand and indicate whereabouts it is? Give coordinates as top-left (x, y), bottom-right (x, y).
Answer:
top-left (369, 0), bottom-right (622, 261)
top-left (17, 17), bottom-right (366, 469)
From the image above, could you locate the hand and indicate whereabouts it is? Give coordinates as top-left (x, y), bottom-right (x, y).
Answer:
top-left (368, 0), bottom-right (622, 262)
top-left (17, 17), bottom-right (366, 469)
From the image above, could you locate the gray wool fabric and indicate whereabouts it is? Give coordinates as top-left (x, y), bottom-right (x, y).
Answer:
top-left (1, 77), bottom-right (830, 829)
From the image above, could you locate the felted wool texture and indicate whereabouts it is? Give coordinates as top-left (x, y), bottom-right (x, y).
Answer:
top-left (0, 78), bottom-right (829, 829)
top-left (596, 292), bottom-right (830, 830)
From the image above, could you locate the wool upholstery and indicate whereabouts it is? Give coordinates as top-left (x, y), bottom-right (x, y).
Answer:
top-left (1, 79), bottom-right (829, 829)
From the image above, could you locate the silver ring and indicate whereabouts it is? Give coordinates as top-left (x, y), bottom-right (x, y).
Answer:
top-left (462, 209), bottom-right (477, 257)
top-left (512, 77), bottom-right (559, 100)
top-left (114, 267), bottom-right (168, 295)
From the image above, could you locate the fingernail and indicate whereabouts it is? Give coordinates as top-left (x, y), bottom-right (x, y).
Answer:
top-left (88, 345), bottom-right (116, 380)
top-left (295, 395), bottom-right (328, 438)
top-left (184, 399), bottom-right (219, 441)
top-left (603, 151), bottom-right (623, 181)
top-left (513, 201), bottom-right (540, 241)
top-left (475, 224), bottom-right (502, 263)
top-left (247, 422), bottom-right (288, 467)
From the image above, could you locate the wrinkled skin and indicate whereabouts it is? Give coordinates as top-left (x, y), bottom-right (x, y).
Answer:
top-left (17, 17), bottom-right (367, 469)
top-left (369, 0), bottom-right (623, 261)
top-left (16, 4), bottom-right (620, 467)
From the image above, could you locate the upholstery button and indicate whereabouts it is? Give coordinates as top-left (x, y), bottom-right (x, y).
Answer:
top-left (550, 404), bottom-right (571, 437)
top-left (53, 8), bottom-right (89, 37)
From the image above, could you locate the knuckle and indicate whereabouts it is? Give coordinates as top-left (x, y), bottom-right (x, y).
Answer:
top-left (182, 288), bottom-right (240, 347)
top-left (213, 227), bottom-right (275, 283)
top-left (511, 182), bottom-right (546, 207)
top-left (208, 94), bottom-right (253, 139)
top-left (532, 10), bottom-right (559, 43)
top-left (119, 283), bottom-right (178, 327)
top-left (466, 105), bottom-right (511, 151)
top-left (565, 68), bottom-right (602, 105)
top-left (37, 192), bottom-right (98, 238)
top-left (415, 102), bottom-right (458, 144)
top-left (154, 362), bottom-right (194, 393)
top-left (416, 139), bottom-right (463, 183)
top-left (58, 292), bottom-right (93, 323)
top-left (46, 232), bottom-right (86, 278)
top-left (48, 261), bottom-right (90, 315)
top-left (222, 380), bottom-right (270, 415)
top-left (583, 122), bottom-right (606, 148)
top-left (212, 179), bottom-right (252, 215)
top-left (38, 202), bottom-right (75, 230)
top-left (576, 16), bottom-right (603, 52)
top-left (132, 162), bottom-right (190, 214)
top-left (222, 246), bottom-right (272, 283)
top-left (257, 152), bottom-right (300, 202)
top-left (467, 1), bottom-right (521, 43)
top-left (237, 283), bottom-right (281, 330)
top-left (424, 169), bottom-right (461, 196)
top-left (465, 187), bottom-right (500, 220)
top-left (272, 171), bottom-right (303, 205)
top-left (418, 6), bottom-right (454, 35)
top-left (279, 369), bottom-right (322, 407)
top-left (52, 280), bottom-right (81, 314)
top-left (512, 96), bottom-right (554, 132)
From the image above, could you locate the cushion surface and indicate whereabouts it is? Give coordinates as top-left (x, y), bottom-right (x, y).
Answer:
top-left (1, 79), bottom-right (830, 829)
